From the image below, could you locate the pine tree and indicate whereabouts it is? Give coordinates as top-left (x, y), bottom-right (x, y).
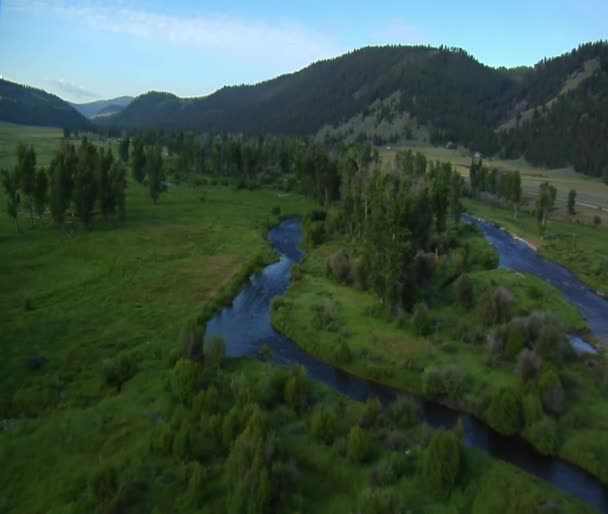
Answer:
top-left (567, 189), bottom-right (576, 215)
top-left (33, 168), bottom-right (48, 221)
top-left (16, 143), bottom-right (37, 227)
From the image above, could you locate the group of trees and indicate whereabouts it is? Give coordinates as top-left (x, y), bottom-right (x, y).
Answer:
top-left (336, 151), bottom-right (464, 311)
top-left (469, 159), bottom-right (522, 217)
top-left (1, 141), bottom-right (127, 230)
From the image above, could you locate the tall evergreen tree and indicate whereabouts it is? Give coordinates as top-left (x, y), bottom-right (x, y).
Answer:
top-left (146, 145), bottom-right (165, 204)
top-left (131, 139), bottom-right (146, 184)
top-left (16, 143), bottom-right (37, 227)
top-left (1, 168), bottom-right (21, 230)
top-left (33, 168), bottom-right (48, 221)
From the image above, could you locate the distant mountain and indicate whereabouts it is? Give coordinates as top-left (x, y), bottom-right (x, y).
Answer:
top-left (70, 96), bottom-right (133, 118)
top-left (0, 79), bottom-right (89, 128)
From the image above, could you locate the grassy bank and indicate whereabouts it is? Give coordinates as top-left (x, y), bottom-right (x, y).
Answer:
top-left (463, 198), bottom-right (608, 297)
top-left (272, 229), bottom-right (608, 484)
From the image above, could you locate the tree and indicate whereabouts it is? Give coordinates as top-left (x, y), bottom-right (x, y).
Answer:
top-left (510, 171), bottom-right (522, 218)
top-left (310, 407), bottom-right (337, 444)
top-left (131, 139), bottom-right (146, 184)
top-left (33, 168), bottom-right (48, 220)
top-left (97, 148), bottom-right (115, 221)
top-left (420, 430), bottom-right (461, 497)
top-left (1, 168), bottom-right (21, 230)
top-left (567, 189), bottom-right (577, 216)
top-left (49, 144), bottom-right (75, 227)
top-left (535, 181), bottom-right (557, 236)
top-left (73, 139), bottom-right (98, 227)
top-left (146, 145), bottom-right (165, 203)
top-left (16, 143), bottom-right (37, 227)
top-left (347, 425), bottom-right (369, 462)
top-left (109, 161), bottom-right (127, 222)
top-left (204, 336), bottom-right (226, 369)
top-left (118, 137), bottom-right (130, 163)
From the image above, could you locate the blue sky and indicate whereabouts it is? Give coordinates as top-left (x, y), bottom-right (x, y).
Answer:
top-left (1, 0), bottom-right (606, 102)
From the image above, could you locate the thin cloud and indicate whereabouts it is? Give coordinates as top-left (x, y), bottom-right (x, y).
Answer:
top-left (46, 77), bottom-right (100, 99)
top-left (6, 1), bottom-right (343, 70)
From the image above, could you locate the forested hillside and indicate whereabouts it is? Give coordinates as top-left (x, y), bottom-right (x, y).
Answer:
top-left (107, 46), bottom-right (514, 154)
top-left (499, 42), bottom-right (608, 177)
top-left (0, 79), bottom-right (89, 128)
top-left (70, 96), bottom-right (133, 118)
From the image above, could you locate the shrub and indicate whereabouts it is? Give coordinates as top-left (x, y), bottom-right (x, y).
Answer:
top-left (347, 425), bottom-right (369, 462)
top-left (181, 321), bottom-right (204, 361)
top-left (457, 273), bottom-right (474, 310)
top-left (23, 295), bottom-right (33, 311)
top-left (361, 396), bottom-right (382, 427)
top-left (305, 220), bottom-right (325, 247)
top-left (505, 319), bottom-right (527, 359)
top-left (594, 215), bottom-right (602, 227)
top-left (375, 452), bottom-right (409, 485)
top-left (539, 369), bottom-right (565, 415)
top-left (204, 336), bottom-right (226, 368)
top-left (310, 407), bottom-right (337, 444)
top-left (413, 251), bottom-right (436, 285)
top-left (388, 396), bottom-right (420, 428)
top-left (521, 393), bottom-right (544, 427)
top-left (355, 488), bottom-right (404, 514)
top-left (527, 417), bottom-right (559, 455)
top-left (515, 349), bottom-right (542, 382)
top-left (186, 462), bottom-right (205, 506)
top-left (173, 423), bottom-right (191, 460)
top-left (271, 205), bottom-right (281, 216)
top-left (335, 341), bottom-right (352, 363)
top-left (478, 286), bottom-right (512, 326)
top-left (422, 366), bottom-right (445, 397)
top-left (535, 325), bottom-right (563, 362)
top-left (420, 430), bottom-right (461, 497)
top-left (326, 249), bottom-right (351, 284)
top-left (102, 352), bottom-right (137, 391)
top-left (89, 465), bottom-right (119, 506)
top-left (487, 388), bottom-right (522, 435)
top-left (352, 254), bottom-right (370, 290)
top-left (412, 302), bottom-right (432, 335)
top-left (283, 365), bottom-right (310, 410)
top-left (170, 359), bottom-right (202, 403)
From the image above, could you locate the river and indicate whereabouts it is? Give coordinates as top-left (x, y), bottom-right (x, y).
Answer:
top-left (205, 218), bottom-right (608, 513)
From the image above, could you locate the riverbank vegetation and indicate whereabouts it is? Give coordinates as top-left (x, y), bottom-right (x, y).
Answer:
top-left (273, 149), bottom-right (608, 485)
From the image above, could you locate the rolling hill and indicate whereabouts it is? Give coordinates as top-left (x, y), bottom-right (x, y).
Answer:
top-left (70, 96), bottom-right (133, 118)
top-left (0, 79), bottom-right (89, 128)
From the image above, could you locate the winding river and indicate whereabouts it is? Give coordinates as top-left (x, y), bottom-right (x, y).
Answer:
top-left (205, 218), bottom-right (608, 513)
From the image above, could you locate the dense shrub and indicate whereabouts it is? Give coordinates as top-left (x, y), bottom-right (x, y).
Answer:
top-left (420, 430), bottom-right (461, 497)
top-left (171, 359), bottom-right (202, 403)
top-left (375, 452), bottom-right (409, 485)
top-left (347, 425), bottom-right (369, 462)
top-left (535, 325), bottom-right (563, 362)
top-left (487, 388), bottom-right (522, 435)
top-left (412, 251), bottom-right (436, 285)
top-left (457, 273), bottom-right (474, 310)
top-left (271, 205), bottom-right (281, 216)
top-left (412, 302), bottom-right (432, 335)
top-left (422, 365), bottom-right (468, 400)
top-left (335, 341), bottom-right (353, 363)
top-left (539, 369), bottom-right (565, 415)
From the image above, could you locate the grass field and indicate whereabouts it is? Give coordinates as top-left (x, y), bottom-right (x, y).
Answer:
top-left (0, 121), bottom-right (117, 170)
top-left (379, 142), bottom-right (608, 224)
top-left (273, 228), bottom-right (608, 484)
